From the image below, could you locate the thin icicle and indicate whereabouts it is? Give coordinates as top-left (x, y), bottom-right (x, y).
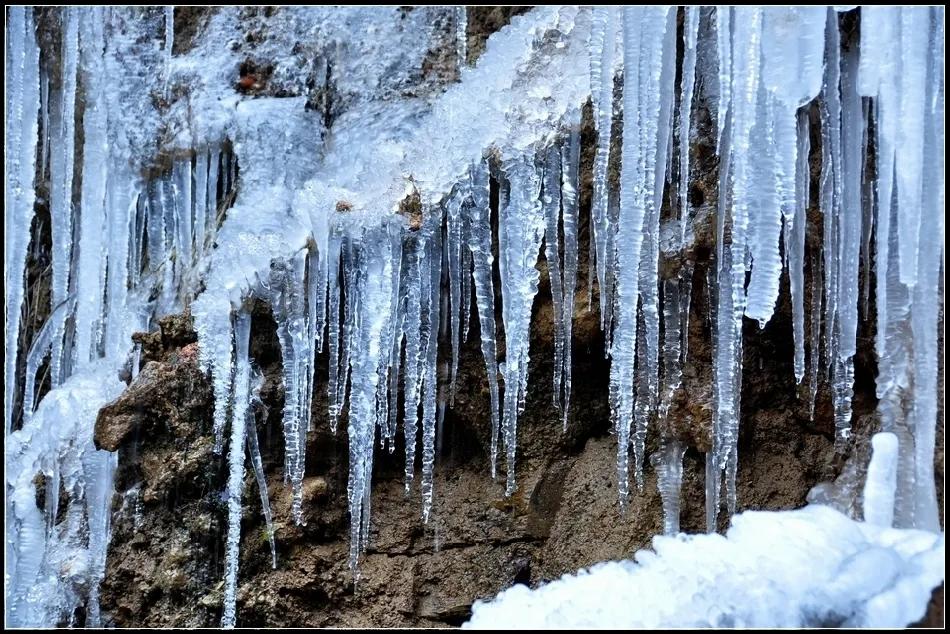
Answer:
top-left (633, 6), bottom-right (676, 492)
top-left (612, 6), bottom-right (646, 510)
top-left (5, 6), bottom-right (42, 435)
top-left (908, 10), bottom-right (944, 532)
top-left (270, 255), bottom-right (309, 525)
top-left (74, 8), bottom-right (109, 370)
top-left (221, 312), bottom-right (245, 629)
top-left (49, 7), bottom-right (79, 388)
top-left (328, 234), bottom-right (344, 432)
top-left (23, 298), bottom-right (75, 426)
top-left (542, 144), bottom-right (565, 414)
top-left (820, 10), bottom-right (841, 378)
top-left (465, 159), bottom-right (502, 477)
top-left (659, 278), bottom-right (681, 423)
top-left (498, 155), bottom-right (544, 495)
top-left (346, 226), bottom-right (400, 570)
top-left (420, 208), bottom-right (443, 520)
top-left (560, 125), bottom-right (581, 431)
top-left (678, 7), bottom-right (700, 247)
top-left (402, 234), bottom-right (424, 489)
top-left (447, 188), bottom-right (464, 406)
top-left (589, 7), bottom-right (619, 332)
top-left (832, 36), bottom-right (863, 447)
top-left (246, 364), bottom-right (277, 569)
top-left (790, 111), bottom-right (810, 383)
top-left (194, 151), bottom-right (209, 261)
top-left (807, 251), bottom-right (822, 420)
top-left (455, 6), bottom-right (467, 68)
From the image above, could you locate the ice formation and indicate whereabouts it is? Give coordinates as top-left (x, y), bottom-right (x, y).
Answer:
top-left (3, 5), bottom-right (945, 628)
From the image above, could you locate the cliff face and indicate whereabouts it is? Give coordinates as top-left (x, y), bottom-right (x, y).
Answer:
top-left (93, 88), bottom-right (944, 626)
top-left (21, 6), bottom-right (937, 628)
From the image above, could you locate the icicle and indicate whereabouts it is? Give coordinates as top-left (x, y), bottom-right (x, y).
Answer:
top-left (498, 155), bottom-right (544, 495)
top-left (859, 99), bottom-right (873, 320)
top-left (908, 9), bottom-right (944, 532)
top-left (893, 10), bottom-right (930, 289)
top-left (542, 144), bottom-right (565, 414)
top-left (173, 159), bottom-right (194, 282)
top-left (455, 6), bottom-right (467, 68)
top-left (303, 246), bottom-right (325, 434)
top-left (104, 180), bottom-right (138, 360)
top-left (339, 239), bottom-right (356, 429)
top-left (560, 125), bottom-right (581, 431)
top-left (634, 6), bottom-right (676, 492)
top-left (74, 8), bottom-right (109, 369)
top-left (23, 298), bottom-right (75, 426)
top-left (611, 6), bottom-right (674, 505)
top-left (195, 303), bottom-right (233, 453)
top-left (131, 341), bottom-right (142, 381)
top-left (5, 6), bottom-right (41, 434)
top-left (589, 8), bottom-right (619, 333)
top-left (652, 440), bottom-right (686, 535)
top-left (659, 278), bottom-right (681, 423)
top-left (346, 227), bottom-right (399, 568)
top-left (862, 432), bottom-right (898, 528)
top-left (207, 147), bottom-right (221, 234)
top-left (328, 234), bottom-right (344, 432)
top-left (447, 188), bottom-right (464, 406)
top-left (745, 7), bottom-right (826, 327)
top-left (420, 208), bottom-right (443, 520)
top-left (715, 6), bottom-right (732, 150)
top-left (379, 228), bottom-right (403, 447)
top-left (820, 10), bottom-right (841, 378)
top-left (460, 234), bottom-right (473, 345)
top-left (222, 311), bottom-right (247, 629)
top-left (465, 159), bottom-right (502, 477)
top-left (49, 7), bottom-right (79, 388)
top-left (790, 111), bottom-right (810, 383)
top-left (721, 6), bottom-right (766, 517)
top-left (402, 234), bottom-right (424, 488)
top-left (807, 251), bottom-right (822, 420)
top-left (40, 69), bottom-right (49, 180)
top-left (270, 255), bottom-right (309, 525)
top-left (164, 5), bottom-right (174, 92)
top-left (832, 33), bottom-right (863, 447)
top-left (247, 364), bottom-right (277, 569)
top-left (194, 151), bottom-right (209, 261)
top-left (678, 7), bottom-right (700, 247)
top-left (612, 6), bottom-right (647, 509)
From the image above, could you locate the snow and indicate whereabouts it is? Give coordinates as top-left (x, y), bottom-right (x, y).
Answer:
top-left (466, 506), bottom-right (944, 629)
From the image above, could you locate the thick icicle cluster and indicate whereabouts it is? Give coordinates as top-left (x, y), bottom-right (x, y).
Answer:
top-left (858, 6), bottom-right (945, 533)
top-left (5, 8), bottom-right (233, 626)
top-left (188, 11), bottom-right (592, 611)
